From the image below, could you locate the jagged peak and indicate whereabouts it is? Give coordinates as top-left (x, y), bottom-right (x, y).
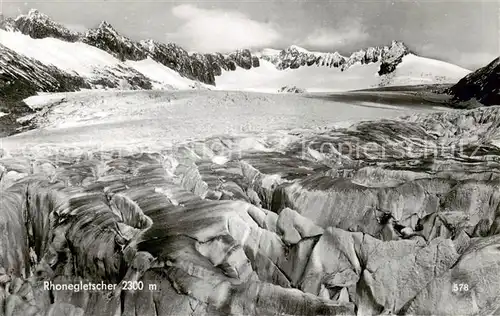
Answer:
top-left (85, 20), bottom-right (126, 40)
top-left (94, 20), bottom-right (122, 37)
top-left (11, 8), bottom-right (80, 41)
top-left (0, 14), bottom-right (17, 31)
top-left (97, 20), bottom-right (114, 30)
top-left (390, 40), bottom-right (407, 47)
top-left (387, 40), bottom-right (410, 52)
top-left (286, 45), bottom-right (310, 53)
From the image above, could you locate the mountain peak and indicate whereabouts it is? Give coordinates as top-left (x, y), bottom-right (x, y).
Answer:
top-left (84, 20), bottom-right (148, 61)
top-left (15, 9), bottom-right (48, 23)
top-left (94, 20), bottom-right (121, 38)
top-left (13, 8), bottom-right (80, 42)
top-left (260, 41), bottom-right (411, 73)
top-left (0, 14), bottom-right (17, 31)
top-left (27, 8), bottom-right (43, 18)
top-left (98, 20), bottom-right (115, 31)
top-left (287, 45), bottom-right (310, 53)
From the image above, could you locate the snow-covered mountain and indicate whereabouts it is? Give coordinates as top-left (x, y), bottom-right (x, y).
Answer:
top-left (258, 41), bottom-right (409, 74)
top-left (215, 52), bottom-right (470, 93)
top-left (1, 9), bottom-right (260, 87)
top-left (14, 8), bottom-right (80, 42)
top-left (0, 9), bottom-right (471, 98)
top-left (448, 56), bottom-right (500, 106)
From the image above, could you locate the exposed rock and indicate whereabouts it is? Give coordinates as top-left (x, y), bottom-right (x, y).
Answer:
top-left (0, 44), bottom-right (89, 136)
top-left (378, 40), bottom-right (411, 75)
top-left (0, 14), bottom-right (18, 32)
top-left (83, 21), bottom-right (147, 61)
top-left (0, 44), bottom-right (88, 101)
top-left (261, 41), bottom-right (410, 75)
top-left (139, 40), bottom-right (259, 85)
top-left (278, 86), bottom-right (307, 93)
top-left (448, 56), bottom-right (500, 107)
top-left (14, 9), bottom-right (80, 42)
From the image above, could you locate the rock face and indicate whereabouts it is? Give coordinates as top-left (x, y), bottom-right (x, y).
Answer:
top-left (3, 9), bottom-right (421, 93)
top-left (261, 41), bottom-right (410, 75)
top-left (448, 56), bottom-right (500, 107)
top-left (0, 14), bottom-right (18, 32)
top-left (83, 21), bottom-right (148, 61)
top-left (0, 44), bottom-right (87, 101)
top-left (227, 49), bottom-right (254, 70)
top-left (14, 9), bottom-right (80, 42)
top-left (378, 41), bottom-right (410, 75)
top-left (1, 106), bottom-right (500, 315)
top-left (139, 41), bottom-right (260, 85)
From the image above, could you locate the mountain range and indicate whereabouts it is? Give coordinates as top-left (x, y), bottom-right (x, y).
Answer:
top-left (0, 9), bottom-right (474, 99)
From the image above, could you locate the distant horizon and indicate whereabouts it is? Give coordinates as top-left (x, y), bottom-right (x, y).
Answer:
top-left (1, 0), bottom-right (498, 71)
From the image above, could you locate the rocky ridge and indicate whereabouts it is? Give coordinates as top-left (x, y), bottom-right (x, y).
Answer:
top-left (14, 9), bottom-right (80, 42)
top-left (3, 9), bottom-right (414, 89)
top-left (1, 105), bottom-right (500, 315)
top-left (260, 41), bottom-right (410, 74)
top-left (6, 9), bottom-right (261, 86)
top-left (0, 14), bottom-right (18, 32)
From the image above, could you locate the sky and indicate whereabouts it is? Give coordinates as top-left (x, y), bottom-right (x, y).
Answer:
top-left (1, 0), bottom-right (498, 70)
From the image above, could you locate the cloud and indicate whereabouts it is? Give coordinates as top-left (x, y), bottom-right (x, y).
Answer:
top-left (303, 19), bottom-right (369, 48)
top-left (168, 4), bottom-right (280, 53)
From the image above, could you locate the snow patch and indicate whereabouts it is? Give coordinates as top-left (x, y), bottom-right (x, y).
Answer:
top-left (0, 29), bottom-right (118, 77)
top-left (215, 54), bottom-right (470, 93)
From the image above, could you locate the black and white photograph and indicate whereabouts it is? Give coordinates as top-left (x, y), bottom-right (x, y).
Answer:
top-left (0, 0), bottom-right (499, 315)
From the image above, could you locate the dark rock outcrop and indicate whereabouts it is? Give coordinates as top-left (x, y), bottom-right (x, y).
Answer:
top-left (83, 21), bottom-right (148, 61)
top-left (0, 43), bottom-right (153, 136)
top-left (0, 14), bottom-right (18, 32)
top-left (278, 86), bottom-right (307, 93)
top-left (378, 41), bottom-right (410, 75)
top-left (139, 40), bottom-right (260, 85)
top-left (448, 56), bottom-right (500, 107)
top-left (262, 41), bottom-right (410, 75)
top-left (0, 44), bottom-right (87, 101)
top-left (0, 43), bottom-right (89, 136)
top-left (227, 49), bottom-right (254, 70)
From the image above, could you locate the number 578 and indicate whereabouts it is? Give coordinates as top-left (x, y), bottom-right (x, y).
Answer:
top-left (452, 283), bottom-right (469, 292)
